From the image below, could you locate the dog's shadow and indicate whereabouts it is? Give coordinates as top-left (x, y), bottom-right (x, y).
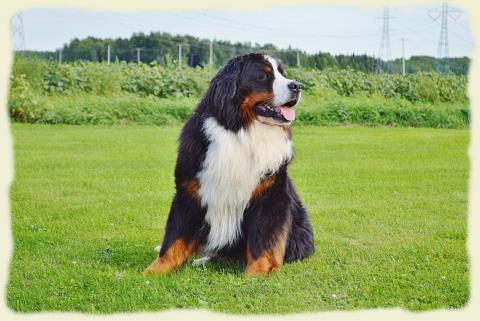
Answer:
top-left (94, 245), bottom-right (247, 276)
top-left (188, 256), bottom-right (246, 275)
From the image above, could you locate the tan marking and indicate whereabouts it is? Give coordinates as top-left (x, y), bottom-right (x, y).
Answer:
top-left (251, 175), bottom-right (276, 199)
top-left (142, 239), bottom-right (196, 276)
top-left (245, 224), bottom-right (289, 276)
top-left (241, 91), bottom-right (274, 124)
top-left (182, 179), bottom-right (200, 201)
top-left (263, 66), bottom-right (273, 73)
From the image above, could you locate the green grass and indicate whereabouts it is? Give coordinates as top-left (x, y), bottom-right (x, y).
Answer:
top-left (7, 124), bottom-right (469, 313)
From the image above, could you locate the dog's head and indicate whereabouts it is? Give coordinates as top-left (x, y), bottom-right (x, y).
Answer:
top-left (200, 53), bottom-right (301, 131)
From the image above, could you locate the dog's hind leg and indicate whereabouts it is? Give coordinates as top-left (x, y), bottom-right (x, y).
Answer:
top-left (283, 201), bottom-right (315, 263)
top-left (245, 224), bottom-right (289, 276)
top-left (243, 205), bottom-right (291, 276)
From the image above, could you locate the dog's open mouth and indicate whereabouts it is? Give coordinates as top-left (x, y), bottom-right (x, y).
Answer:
top-left (254, 99), bottom-right (298, 124)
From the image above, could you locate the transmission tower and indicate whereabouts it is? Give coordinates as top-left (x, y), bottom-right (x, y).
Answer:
top-left (10, 12), bottom-right (26, 56)
top-left (376, 7), bottom-right (393, 73)
top-left (428, 1), bottom-right (462, 73)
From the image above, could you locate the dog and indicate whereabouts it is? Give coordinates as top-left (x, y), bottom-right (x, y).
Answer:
top-left (143, 53), bottom-right (314, 276)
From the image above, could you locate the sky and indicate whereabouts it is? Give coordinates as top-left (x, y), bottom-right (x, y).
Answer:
top-left (15, 4), bottom-right (475, 59)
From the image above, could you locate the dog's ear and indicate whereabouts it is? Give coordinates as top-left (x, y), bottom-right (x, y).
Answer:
top-left (205, 55), bottom-right (246, 131)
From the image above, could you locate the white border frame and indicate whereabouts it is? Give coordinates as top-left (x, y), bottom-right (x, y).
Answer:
top-left (0, 1), bottom-right (478, 320)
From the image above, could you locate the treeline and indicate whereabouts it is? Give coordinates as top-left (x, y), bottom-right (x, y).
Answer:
top-left (390, 56), bottom-right (470, 75)
top-left (20, 31), bottom-right (470, 75)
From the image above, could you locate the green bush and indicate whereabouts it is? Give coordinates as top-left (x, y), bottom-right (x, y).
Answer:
top-left (122, 62), bottom-right (212, 98)
top-left (7, 59), bottom-right (470, 128)
top-left (286, 67), bottom-right (320, 92)
top-left (10, 59), bottom-right (469, 104)
top-left (38, 60), bottom-right (214, 98)
top-left (11, 56), bottom-right (47, 92)
top-left (8, 73), bottom-right (47, 122)
top-left (7, 93), bottom-right (467, 129)
top-left (296, 95), bottom-right (469, 128)
top-left (42, 61), bottom-right (125, 95)
top-left (286, 67), bottom-right (468, 104)
top-left (38, 95), bottom-right (197, 126)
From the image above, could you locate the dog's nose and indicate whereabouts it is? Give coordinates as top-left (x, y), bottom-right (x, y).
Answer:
top-left (288, 81), bottom-right (301, 93)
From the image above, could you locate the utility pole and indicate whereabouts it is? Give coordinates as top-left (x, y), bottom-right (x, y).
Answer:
top-left (189, 53), bottom-right (194, 67)
top-left (400, 38), bottom-right (406, 75)
top-left (375, 7), bottom-right (393, 73)
top-left (10, 12), bottom-right (26, 56)
top-left (136, 48), bottom-right (141, 65)
top-left (59, 49), bottom-right (62, 64)
top-left (428, 1), bottom-right (462, 72)
top-left (178, 44), bottom-right (182, 69)
top-left (107, 45), bottom-right (111, 64)
top-left (296, 50), bottom-right (300, 66)
top-left (209, 41), bottom-right (213, 66)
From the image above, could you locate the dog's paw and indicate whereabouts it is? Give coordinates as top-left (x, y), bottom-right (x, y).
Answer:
top-left (142, 257), bottom-right (174, 276)
top-left (192, 256), bottom-right (211, 266)
top-left (154, 244), bottom-right (162, 254)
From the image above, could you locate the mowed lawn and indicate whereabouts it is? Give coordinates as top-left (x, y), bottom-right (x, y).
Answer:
top-left (7, 124), bottom-right (469, 313)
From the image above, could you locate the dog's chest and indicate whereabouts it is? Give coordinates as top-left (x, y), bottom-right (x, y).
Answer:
top-left (197, 117), bottom-right (292, 251)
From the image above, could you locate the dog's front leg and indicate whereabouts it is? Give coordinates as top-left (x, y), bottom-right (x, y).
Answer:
top-left (142, 190), bottom-right (204, 276)
top-left (142, 238), bottom-right (196, 276)
top-left (244, 212), bottom-right (290, 277)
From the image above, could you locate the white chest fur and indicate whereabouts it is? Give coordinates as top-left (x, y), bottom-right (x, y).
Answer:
top-left (198, 117), bottom-right (292, 252)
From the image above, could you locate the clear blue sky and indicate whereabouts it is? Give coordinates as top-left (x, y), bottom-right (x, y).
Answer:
top-left (18, 4), bottom-right (474, 58)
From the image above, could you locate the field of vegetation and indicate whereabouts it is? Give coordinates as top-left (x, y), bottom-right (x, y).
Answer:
top-left (8, 57), bottom-right (469, 128)
top-left (6, 53), bottom-right (471, 313)
top-left (7, 124), bottom-right (469, 313)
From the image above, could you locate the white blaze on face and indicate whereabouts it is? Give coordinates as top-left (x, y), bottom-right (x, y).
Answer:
top-left (265, 55), bottom-right (293, 106)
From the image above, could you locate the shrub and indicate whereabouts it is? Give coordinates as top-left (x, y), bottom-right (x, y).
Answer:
top-left (7, 59), bottom-right (470, 128)
top-left (8, 73), bottom-right (46, 122)
top-left (10, 59), bottom-right (469, 104)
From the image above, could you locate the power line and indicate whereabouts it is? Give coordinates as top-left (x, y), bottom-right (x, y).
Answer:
top-left (392, 19), bottom-right (438, 46)
top-left (179, 11), bottom-right (378, 39)
top-left (448, 26), bottom-right (475, 47)
top-left (20, 7), bottom-right (474, 61)
top-left (186, 11), bottom-right (275, 33)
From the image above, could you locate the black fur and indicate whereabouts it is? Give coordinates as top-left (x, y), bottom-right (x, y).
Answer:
top-left (158, 53), bottom-right (315, 265)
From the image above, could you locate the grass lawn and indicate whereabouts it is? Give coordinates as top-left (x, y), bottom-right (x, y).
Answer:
top-left (7, 124), bottom-right (469, 314)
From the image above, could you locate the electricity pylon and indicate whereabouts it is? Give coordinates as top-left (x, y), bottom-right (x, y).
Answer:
top-left (428, 1), bottom-right (462, 73)
top-left (376, 7), bottom-right (393, 73)
top-left (10, 12), bottom-right (26, 56)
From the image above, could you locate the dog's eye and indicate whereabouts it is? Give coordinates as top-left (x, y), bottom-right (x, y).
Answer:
top-left (260, 73), bottom-right (273, 80)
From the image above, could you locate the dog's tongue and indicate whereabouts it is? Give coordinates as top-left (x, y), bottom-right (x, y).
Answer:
top-left (275, 106), bottom-right (296, 121)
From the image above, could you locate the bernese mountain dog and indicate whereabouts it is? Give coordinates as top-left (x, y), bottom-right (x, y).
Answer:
top-left (142, 53), bottom-right (314, 276)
